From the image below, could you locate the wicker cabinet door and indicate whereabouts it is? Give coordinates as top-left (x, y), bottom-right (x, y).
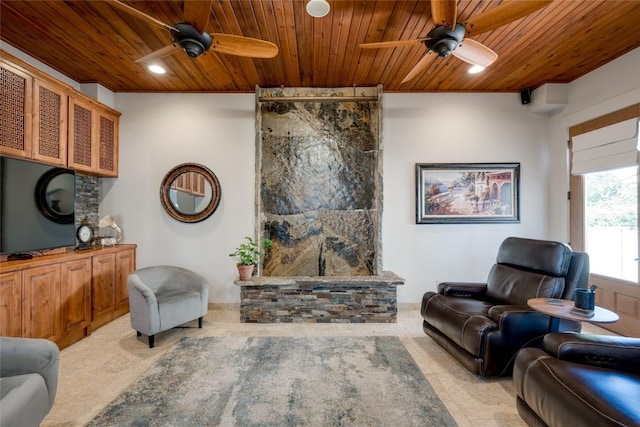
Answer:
top-left (0, 271), bottom-right (22, 337)
top-left (22, 264), bottom-right (61, 341)
top-left (0, 60), bottom-right (33, 158)
top-left (96, 110), bottom-right (119, 177)
top-left (33, 78), bottom-right (68, 166)
top-left (68, 96), bottom-right (97, 173)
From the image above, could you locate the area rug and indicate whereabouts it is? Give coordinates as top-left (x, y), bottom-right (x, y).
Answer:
top-left (86, 336), bottom-right (456, 426)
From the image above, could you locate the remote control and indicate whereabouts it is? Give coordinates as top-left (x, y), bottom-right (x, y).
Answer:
top-left (545, 299), bottom-right (564, 306)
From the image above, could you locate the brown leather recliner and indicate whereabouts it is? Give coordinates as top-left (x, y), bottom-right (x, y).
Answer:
top-left (514, 333), bottom-right (640, 427)
top-left (421, 237), bottom-right (589, 376)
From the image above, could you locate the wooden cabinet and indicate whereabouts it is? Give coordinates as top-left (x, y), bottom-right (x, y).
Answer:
top-left (0, 58), bottom-right (68, 165)
top-left (22, 264), bottom-right (61, 341)
top-left (0, 244), bottom-right (136, 349)
top-left (33, 78), bottom-right (68, 166)
top-left (115, 247), bottom-right (135, 317)
top-left (97, 109), bottom-right (119, 177)
top-left (59, 258), bottom-right (92, 348)
top-left (91, 246), bottom-right (135, 329)
top-left (0, 271), bottom-right (22, 337)
top-left (91, 252), bottom-right (116, 329)
top-left (68, 96), bottom-right (119, 177)
top-left (0, 59), bottom-right (33, 158)
top-left (1, 50), bottom-right (119, 176)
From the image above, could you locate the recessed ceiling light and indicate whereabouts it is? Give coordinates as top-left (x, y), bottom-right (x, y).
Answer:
top-left (468, 65), bottom-right (485, 74)
top-left (306, 0), bottom-right (330, 18)
top-left (148, 64), bottom-right (166, 74)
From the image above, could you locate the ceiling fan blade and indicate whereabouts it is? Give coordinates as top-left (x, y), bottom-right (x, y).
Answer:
top-left (452, 39), bottom-right (498, 68)
top-left (464, 0), bottom-right (554, 36)
top-left (359, 38), bottom-right (427, 49)
top-left (183, 0), bottom-right (212, 34)
top-left (135, 43), bottom-right (182, 63)
top-left (401, 52), bottom-right (437, 84)
top-left (107, 0), bottom-right (177, 32)
top-left (431, 0), bottom-right (457, 28)
top-left (209, 34), bottom-right (278, 58)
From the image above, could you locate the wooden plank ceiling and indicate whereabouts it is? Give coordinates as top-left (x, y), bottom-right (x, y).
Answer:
top-left (1, 0), bottom-right (639, 93)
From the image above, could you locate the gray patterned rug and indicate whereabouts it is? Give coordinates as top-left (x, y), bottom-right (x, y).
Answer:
top-left (86, 336), bottom-right (456, 427)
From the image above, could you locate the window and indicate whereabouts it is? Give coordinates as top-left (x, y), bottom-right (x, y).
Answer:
top-left (584, 166), bottom-right (638, 282)
top-left (569, 104), bottom-right (640, 336)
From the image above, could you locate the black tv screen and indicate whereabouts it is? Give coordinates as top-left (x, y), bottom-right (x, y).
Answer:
top-left (0, 156), bottom-right (76, 255)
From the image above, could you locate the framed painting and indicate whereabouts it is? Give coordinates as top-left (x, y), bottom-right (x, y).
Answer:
top-left (416, 163), bottom-right (520, 224)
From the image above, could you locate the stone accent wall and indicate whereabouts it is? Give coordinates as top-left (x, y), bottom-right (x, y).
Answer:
top-left (75, 173), bottom-right (99, 228)
top-left (256, 86), bottom-right (383, 277)
top-left (237, 271), bottom-right (403, 323)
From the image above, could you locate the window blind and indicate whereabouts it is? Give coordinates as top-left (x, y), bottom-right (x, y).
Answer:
top-left (571, 117), bottom-right (639, 175)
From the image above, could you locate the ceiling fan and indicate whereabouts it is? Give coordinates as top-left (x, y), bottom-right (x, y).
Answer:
top-left (360, 0), bottom-right (553, 84)
top-left (106, 0), bottom-right (279, 64)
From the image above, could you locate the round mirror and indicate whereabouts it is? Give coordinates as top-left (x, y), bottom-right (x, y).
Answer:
top-left (35, 167), bottom-right (75, 224)
top-left (160, 163), bottom-right (221, 223)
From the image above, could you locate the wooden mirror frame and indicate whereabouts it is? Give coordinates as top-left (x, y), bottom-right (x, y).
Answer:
top-left (160, 163), bottom-right (221, 223)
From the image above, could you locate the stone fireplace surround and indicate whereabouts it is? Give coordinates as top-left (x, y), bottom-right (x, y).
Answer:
top-left (238, 86), bottom-right (404, 323)
top-left (238, 272), bottom-right (404, 323)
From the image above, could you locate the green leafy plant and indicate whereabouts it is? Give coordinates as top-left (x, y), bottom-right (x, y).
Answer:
top-left (229, 236), bottom-right (272, 265)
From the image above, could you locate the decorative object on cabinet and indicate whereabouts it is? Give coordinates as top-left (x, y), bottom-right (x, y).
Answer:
top-left (98, 214), bottom-right (122, 246)
top-left (160, 163), bottom-right (221, 223)
top-left (128, 266), bottom-right (209, 348)
top-left (416, 162), bottom-right (520, 224)
top-left (76, 224), bottom-right (94, 249)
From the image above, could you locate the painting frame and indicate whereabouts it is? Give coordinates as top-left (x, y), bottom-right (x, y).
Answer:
top-left (416, 162), bottom-right (520, 224)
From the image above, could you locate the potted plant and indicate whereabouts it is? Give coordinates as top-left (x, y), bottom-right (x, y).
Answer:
top-left (229, 236), bottom-right (272, 280)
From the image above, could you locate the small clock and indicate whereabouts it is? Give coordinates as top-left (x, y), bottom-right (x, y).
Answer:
top-left (76, 224), bottom-right (94, 248)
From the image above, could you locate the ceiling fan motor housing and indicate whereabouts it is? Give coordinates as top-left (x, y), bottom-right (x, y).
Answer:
top-left (172, 23), bottom-right (213, 58)
top-left (426, 23), bottom-right (466, 57)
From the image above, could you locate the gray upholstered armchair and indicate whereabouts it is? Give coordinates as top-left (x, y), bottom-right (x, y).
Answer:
top-left (128, 265), bottom-right (209, 348)
top-left (0, 337), bottom-right (60, 427)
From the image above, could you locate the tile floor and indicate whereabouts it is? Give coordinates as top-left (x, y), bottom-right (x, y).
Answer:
top-left (42, 305), bottom-right (611, 427)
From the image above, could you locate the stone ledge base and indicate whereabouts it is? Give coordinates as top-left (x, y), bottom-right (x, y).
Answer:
top-left (240, 283), bottom-right (398, 323)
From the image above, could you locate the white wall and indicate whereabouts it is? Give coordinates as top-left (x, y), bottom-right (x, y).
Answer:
top-left (103, 93), bottom-right (256, 302)
top-left (104, 91), bottom-right (549, 303)
top-left (547, 47), bottom-right (640, 242)
top-left (10, 43), bottom-right (637, 304)
top-left (382, 93), bottom-right (549, 302)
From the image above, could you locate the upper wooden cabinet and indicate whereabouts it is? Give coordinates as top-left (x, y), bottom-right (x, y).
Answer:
top-left (0, 59), bottom-right (34, 158)
top-left (0, 51), bottom-right (120, 176)
top-left (68, 96), bottom-right (119, 176)
top-left (33, 78), bottom-right (68, 166)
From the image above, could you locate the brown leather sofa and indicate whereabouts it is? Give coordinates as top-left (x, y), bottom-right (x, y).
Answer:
top-left (421, 237), bottom-right (589, 376)
top-left (514, 333), bottom-right (640, 427)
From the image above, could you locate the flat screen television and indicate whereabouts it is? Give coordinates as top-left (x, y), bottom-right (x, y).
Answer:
top-left (0, 156), bottom-right (76, 256)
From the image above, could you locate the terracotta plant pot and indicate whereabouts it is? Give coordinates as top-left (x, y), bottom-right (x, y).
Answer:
top-left (237, 264), bottom-right (255, 281)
